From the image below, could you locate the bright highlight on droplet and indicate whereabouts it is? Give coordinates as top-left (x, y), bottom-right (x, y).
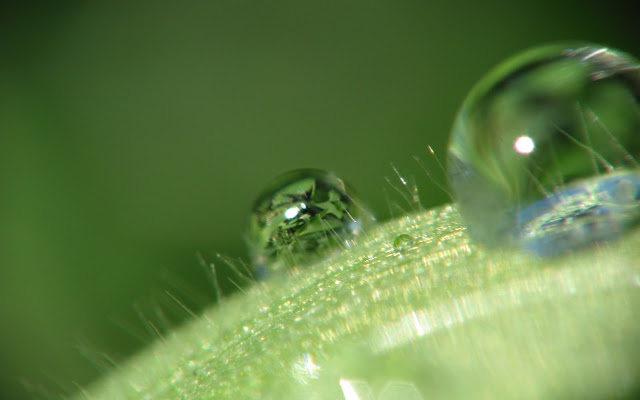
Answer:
top-left (248, 168), bottom-right (373, 277)
top-left (514, 135), bottom-right (535, 154)
top-left (446, 42), bottom-right (640, 254)
top-left (284, 206), bottom-right (301, 220)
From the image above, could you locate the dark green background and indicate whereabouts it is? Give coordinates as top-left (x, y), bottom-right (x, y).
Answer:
top-left (0, 1), bottom-right (636, 399)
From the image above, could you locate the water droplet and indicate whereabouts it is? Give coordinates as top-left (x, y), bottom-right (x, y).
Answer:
top-left (393, 234), bottom-right (414, 251)
top-left (248, 168), bottom-right (373, 276)
top-left (447, 43), bottom-right (640, 254)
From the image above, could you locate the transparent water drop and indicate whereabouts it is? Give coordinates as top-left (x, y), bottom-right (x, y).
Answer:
top-left (446, 43), bottom-right (640, 254)
top-left (248, 168), bottom-right (373, 276)
top-left (393, 234), bottom-right (414, 251)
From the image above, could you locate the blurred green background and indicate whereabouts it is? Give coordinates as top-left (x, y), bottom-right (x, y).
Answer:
top-left (0, 1), bottom-right (637, 399)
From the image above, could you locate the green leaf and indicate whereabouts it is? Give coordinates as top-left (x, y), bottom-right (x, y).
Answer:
top-left (76, 205), bottom-right (640, 399)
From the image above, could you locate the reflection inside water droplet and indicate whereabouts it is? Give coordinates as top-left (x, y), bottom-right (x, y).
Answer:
top-left (248, 168), bottom-right (373, 277)
top-left (447, 43), bottom-right (640, 254)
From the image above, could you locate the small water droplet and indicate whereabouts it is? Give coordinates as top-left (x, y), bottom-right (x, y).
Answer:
top-left (248, 168), bottom-right (373, 276)
top-left (393, 234), bottom-right (414, 251)
top-left (447, 43), bottom-right (640, 254)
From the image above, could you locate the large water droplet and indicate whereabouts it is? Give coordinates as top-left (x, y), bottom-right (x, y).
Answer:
top-left (447, 43), bottom-right (640, 254)
top-left (248, 168), bottom-right (373, 276)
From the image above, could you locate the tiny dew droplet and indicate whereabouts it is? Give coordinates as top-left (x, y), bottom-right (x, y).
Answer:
top-left (248, 168), bottom-right (374, 277)
top-left (393, 234), bottom-right (414, 251)
top-left (447, 43), bottom-right (640, 255)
